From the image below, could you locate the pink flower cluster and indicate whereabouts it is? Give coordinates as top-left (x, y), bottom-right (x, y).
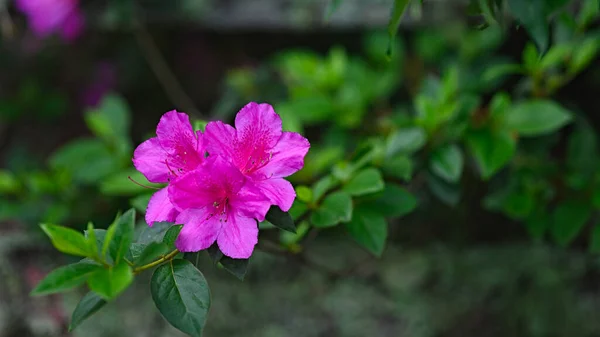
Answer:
top-left (133, 103), bottom-right (310, 259)
top-left (16, 0), bottom-right (84, 41)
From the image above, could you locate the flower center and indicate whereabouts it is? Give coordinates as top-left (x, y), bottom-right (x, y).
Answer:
top-left (208, 197), bottom-right (230, 223)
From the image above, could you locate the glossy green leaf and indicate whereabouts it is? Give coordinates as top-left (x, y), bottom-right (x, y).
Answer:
top-left (108, 209), bottom-right (136, 264)
top-left (151, 259), bottom-right (211, 337)
top-left (137, 221), bottom-right (173, 245)
top-left (85, 93), bottom-right (131, 140)
top-left (207, 243), bottom-right (223, 264)
top-left (429, 144), bottom-right (463, 183)
top-left (134, 242), bottom-right (170, 267)
top-left (40, 224), bottom-right (91, 257)
top-left (311, 191), bottom-right (353, 228)
top-left (31, 261), bottom-right (102, 296)
top-left (386, 126), bottom-right (426, 156)
top-left (381, 155), bottom-right (413, 181)
top-left (219, 257), bottom-right (250, 281)
top-left (550, 200), bottom-right (592, 246)
top-left (163, 225), bottom-right (183, 249)
top-left (504, 100), bottom-right (572, 136)
top-left (466, 129), bottom-right (516, 179)
top-left (85, 223), bottom-right (98, 258)
top-left (312, 175), bottom-right (338, 202)
top-left (87, 262), bottom-right (134, 300)
top-left (362, 184), bottom-right (417, 218)
top-left (343, 168), bottom-right (385, 196)
top-left (69, 292), bottom-right (107, 331)
top-left (345, 207), bottom-right (387, 256)
top-left (49, 139), bottom-right (119, 184)
top-left (265, 206), bottom-right (296, 233)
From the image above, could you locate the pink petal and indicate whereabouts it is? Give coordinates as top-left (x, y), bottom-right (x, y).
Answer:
top-left (169, 156), bottom-right (246, 211)
top-left (204, 121), bottom-right (236, 159)
top-left (60, 9), bottom-right (84, 41)
top-left (231, 182), bottom-right (271, 221)
top-left (175, 208), bottom-right (221, 252)
top-left (145, 187), bottom-right (179, 226)
top-left (133, 137), bottom-right (169, 183)
top-left (217, 213), bottom-right (258, 259)
top-left (156, 110), bottom-right (204, 174)
top-left (255, 178), bottom-right (296, 212)
top-left (254, 131), bottom-right (310, 179)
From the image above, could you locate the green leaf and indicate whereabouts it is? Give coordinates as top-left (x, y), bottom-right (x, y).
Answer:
top-left (40, 224), bottom-right (91, 257)
top-left (540, 44), bottom-right (572, 69)
top-left (387, 0), bottom-right (411, 57)
top-left (134, 242), bottom-right (170, 267)
top-left (504, 100), bottom-right (572, 136)
top-left (311, 191), bottom-right (353, 228)
top-left (49, 139), bottom-right (119, 184)
top-left (295, 186), bottom-right (313, 203)
top-left (85, 223), bottom-right (98, 258)
top-left (219, 257), bottom-right (249, 281)
top-left (590, 224), bottom-right (600, 253)
top-left (131, 193), bottom-right (153, 213)
top-left (85, 94), bottom-right (131, 140)
top-left (567, 120), bottom-right (597, 176)
top-left (550, 201), bottom-right (592, 246)
top-left (385, 126), bottom-right (426, 156)
top-left (100, 170), bottom-right (161, 196)
top-left (466, 129), bottom-right (516, 179)
top-left (265, 206), bottom-right (296, 233)
top-left (163, 225), bottom-right (183, 249)
top-left (427, 173), bottom-right (461, 206)
top-left (87, 262), bottom-right (134, 300)
top-left (381, 155), bottom-right (413, 181)
top-left (206, 243), bottom-right (223, 264)
top-left (525, 208), bottom-right (549, 239)
top-left (151, 259), bottom-right (211, 337)
top-left (569, 37), bottom-right (599, 74)
top-left (137, 221), bottom-right (173, 245)
top-left (108, 209), bottom-right (136, 264)
top-left (69, 292), bottom-right (107, 331)
top-left (362, 184), bottom-right (417, 218)
top-left (0, 170), bottom-right (20, 194)
top-left (324, 0), bottom-right (343, 21)
top-left (31, 261), bottom-right (102, 296)
top-left (345, 207), bottom-right (387, 256)
top-left (312, 175), bottom-right (338, 202)
top-left (507, 0), bottom-right (550, 53)
top-left (429, 144), bottom-right (463, 183)
top-left (482, 63), bottom-right (522, 84)
top-left (343, 168), bottom-right (385, 196)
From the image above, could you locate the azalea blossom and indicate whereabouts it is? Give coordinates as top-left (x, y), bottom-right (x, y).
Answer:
top-left (204, 102), bottom-right (310, 212)
top-left (132, 111), bottom-right (205, 226)
top-left (169, 155), bottom-right (270, 259)
top-left (16, 0), bottom-right (84, 41)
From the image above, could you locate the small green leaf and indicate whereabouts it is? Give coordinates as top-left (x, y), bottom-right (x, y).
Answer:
top-left (219, 257), bottom-right (249, 281)
top-left (312, 175), bottom-right (338, 202)
top-left (69, 292), bottom-right (107, 331)
top-left (482, 63), bottom-right (522, 83)
top-left (49, 139), bottom-right (119, 184)
top-left (429, 144), bottom-right (463, 183)
top-left (151, 259), bottom-right (211, 337)
top-left (385, 126), bottom-right (426, 156)
top-left (590, 224), bottom-right (600, 253)
top-left (265, 206), bottom-right (296, 233)
top-left (343, 168), bottom-right (385, 196)
top-left (206, 243), bottom-right (223, 264)
top-left (40, 224), bottom-right (91, 257)
top-left (87, 262), bottom-right (134, 300)
top-left (387, 0), bottom-right (411, 57)
top-left (311, 191), bottom-right (353, 228)
top-left (137, 221), bottom-right (173, 245)
top-left (0, 170), bottom-right (20, 194)
top-left (381, 155), bottom-right (413, 181)
top-left (85, 93), bottom-right (131, 140)
top-left (569, 37), bottom-right (599, 74)
top-left (427, 173), bottom-right (461, 206)
top-left (108, 209), bottom-right (136, 264)
top-left (134, 242), bottom-right (170, 267)
top-left (85, 223), bottom-right (98, 258)
top-left (540, 44), bottom-right (572, 69)
top-left (345, 207), bottom-right (387, 256)
top-left (362, 184), bottom-right (417, 218)
top-left (31, 262), bottom-right (102, 296)
top-left (295, 186), bottom-right (313, 203)
top-left (507, 0), bottom-right (550, 53)
top-left (466, 129), bottom-right (516, 179)
top-left (504, 100), bottom-right (572, 136)
top-left (550, 200), bottom-right (592, 246)
top-left (163, 225), bottom-right (183, 249)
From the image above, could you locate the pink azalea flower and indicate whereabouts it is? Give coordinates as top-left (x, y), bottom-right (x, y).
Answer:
top-left (132, 111), bottom-right (205, 226)
top-left (16, 0), bottom-right (84, 41)
top-left (204, 102), bottom-right (310, 212)
top-left (169, 156), bottom-right (271, 259)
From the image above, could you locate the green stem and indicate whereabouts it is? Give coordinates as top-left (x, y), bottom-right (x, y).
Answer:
top-left (133, 249), bottom-right (180, 274)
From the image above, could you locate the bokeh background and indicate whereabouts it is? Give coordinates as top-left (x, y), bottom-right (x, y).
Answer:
top-left (1, 0), bottom-right (600, 336)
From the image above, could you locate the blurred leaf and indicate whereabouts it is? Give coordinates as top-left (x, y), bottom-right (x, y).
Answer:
top-left (131, 193), bottom-right (153, 214)
top-left (507, 0), bottom-right (553, 53)
top-left (551, 200), bottom-right (592, 246)
top-left (312, 175), bottom-right (338, 203)
top-left (381, 156), bottom-right (413, 181)
top-left (569, 37), bottom-right (599, 74)
top-left (590, 224), bottom-right (600, 253)
top-left (101, 170), bottom-right (162, 196)
top-left (429, 144), bottom-right (463, 183)
top-left (193, 119), bottom-right (208, 132)
top-left (85, 94), bottom-right (130, 139)
top-left (540, 44), bottom-right (572, 69)
top-left (343, 168), bottom-right (385, 196)
top-left (490, 92), bottom-right (512, 119)
top-left (324, 0), bottom-right (343, 21)
top-left (567, 120), bottom-right (597, 176)
top-left (362, 184), bottom-right (417, 218)
top-left (49, 139), bottom-right (119, 184)
top-left (578, 0), bottom-right (600, 27)
top-left (87, 262), bottom-right (133, 300)
top-left (482, 63), bottom-right (522, 85)
top-left (219, 257), bottom-right (249, 281)
top-left (134, 242), bottom-right (170, 267)
top-left (345, 207), bottom-right (387, 256)
top-left (504, 100), bottom-right (572, 136)
top-left (0, 170), bottom-right (19, 193)
top-left (69, 292), bottom-right (107, 331)
top-left (466, 129), bottom-right (516, 179)
top-left (387, 0), bottom-right (411, 57)
top-left (85, 223), bottom-right (98, 259)
top-left (525, 208), bottom-right (549, 239)
top-left (207, 243), bottom-right (223, 264)
top-left (522, 42), bottom-right (540, 71)
top-left (295, 186), bottom-right (312, 203)
top-left (386, 126), bottom-right (426, 156)
top-left (151, 260), bottom-right (210, 337)
top-left (40, 224), bottom-right (91, 257)
top-left (31, 261), bottom-right (102, 296)
top-left (265, 206), bottom-right (296, 233)
top-left (311, 191), bottom-right (353, 228)
top-left (427, 173), bottom-right (461, 206)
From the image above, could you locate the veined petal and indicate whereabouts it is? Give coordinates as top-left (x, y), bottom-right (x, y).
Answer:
top-left (204, 121), bottom-right (236, 159)
top-left (145, 187), bottom-right (179, 226)
top-left (133, 137), bottom-right (169, 183)
top-left (231, 182), bottom-right (271, 222)
top-left (175, 208), bottom-right (221, 252)
top-left (255, 178), bottom-right (296, 212)
top-left (156, 110), bottom-right (195, 149)
top-left (217, 212), bottom-right (258, 259)
top-left (254, 131), bottom-right (310, 179)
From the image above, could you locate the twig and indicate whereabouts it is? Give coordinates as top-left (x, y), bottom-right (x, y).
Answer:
top-left (132, 17), bottom-right (201, 117)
